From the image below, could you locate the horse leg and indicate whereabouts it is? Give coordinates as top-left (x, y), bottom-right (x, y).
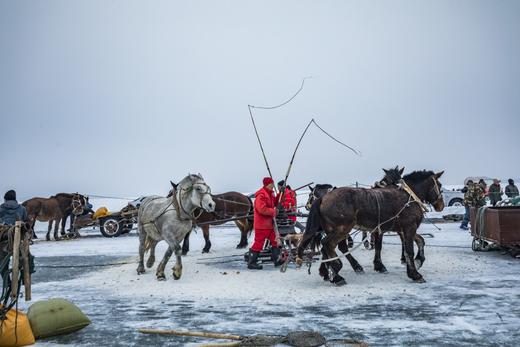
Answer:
top-left (146, 240), bottom-right (158, 268)
top-left (235, 220), bottom-right (249, 249)
top-left (403, 228), bottom-right (425, 283)
top-left (414, 234), bottom-right (425, 269)
top-left (46, 221), bottom-right (52, 241)
top-left (338, 239), bottom-right (364, 273)
top-left (181, 231), bottom-right (190, 256)
top-left (172, 244), bottom-right (183, 280)
top-left (202, 225), bottom-right (211, 253)
top-left (53, 218), bottom-right (60, 240)
top-left (156, 246), bottom-right (173, 281)
top-left (136, 225), bottom-right (146, 275)
top-left (363, 232), bottom-right (371, 249)
top-left (373, 232), bottom-right (388, 273)
top-left (399, 232), bottom-right (406, 264)
top-left (321, 232), bottom-right (346, 286)
top-left (60, 216), bottom-right (67, 236)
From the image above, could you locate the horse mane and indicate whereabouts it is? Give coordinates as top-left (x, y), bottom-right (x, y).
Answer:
top-left (51, 193), bottom-right (74, 199)
top-left (403, 170), bottom-right (434, 184)
top-left (315, 184), bottom-right (333, 190)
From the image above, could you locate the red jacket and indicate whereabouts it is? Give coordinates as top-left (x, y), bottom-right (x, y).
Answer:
top-left (277, 188), bottom-right (297, 222)
top-left (254, 187), bottom-right (277, 230)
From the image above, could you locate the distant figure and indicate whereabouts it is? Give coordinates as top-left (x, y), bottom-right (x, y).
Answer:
top-left (276, 180), bottom-right (304, 232)
top-left (460, 180), bottom-right (485, 230)
top-left (488, 179), bottom-right (503, 206)
top-left (478, 179), bottom-right (488, 196)
top-left (0, 190), bottom-right (28, 226)
top-left (505, 179), bottom-right (519, 198)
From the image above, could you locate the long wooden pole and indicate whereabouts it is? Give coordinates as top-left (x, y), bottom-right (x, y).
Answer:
top-left (22, 230), bottom-right (32, 301)
top-left (10, 221), bottom-right (21, 300)
top-left (138, 328), bottom-right (242, 341)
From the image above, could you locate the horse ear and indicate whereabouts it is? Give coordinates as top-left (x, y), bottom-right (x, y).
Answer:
top-left (309, 185), bottom-right (314, 191)
top-left (399, 167), bottom-right (405, 175)
top-left (383, 168), bottom-right (389, 174)
top-left (198, 173), bottom-right (204, 180)
top-left (435, 171), bottom-right (444, 179)
top-left (170, 180), bottom-right (178, 189)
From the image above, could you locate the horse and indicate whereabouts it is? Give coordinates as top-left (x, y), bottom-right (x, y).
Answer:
top-left (304, 184), bottom-right (365, 274)
top-left (178, 190), bottom-right (253, 255)
top-left (23, 193), bottom-right (85, 241)
top-left (137, 174), bottom-right (216, 281)
top-left (48, 193), bottom-right (88, 237)
top-left (297, 170), bottom-right (444, 286)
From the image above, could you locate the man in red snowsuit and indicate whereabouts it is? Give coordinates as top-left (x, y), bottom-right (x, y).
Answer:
top-left (277, 180), bottom-right (297, 223)
top-left (248, 177), bottom-right (282, 270)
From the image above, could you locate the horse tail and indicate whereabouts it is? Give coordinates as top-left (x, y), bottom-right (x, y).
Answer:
top-left (297, 197), bottom-right (323, 261)
top-left (144, 234), bottom-right (154, 253)
top-left (246, 196), bottom-right (254, 236)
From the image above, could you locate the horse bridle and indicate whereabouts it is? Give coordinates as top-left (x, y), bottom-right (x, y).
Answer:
top-left (430, 177), bottom-right (443, 205)
top-left (306, 187), bottom-right (333, 210)
top-left (71, 194), bottom-right (85, 215)
top-left (178, 182), bottom-right (212, 220)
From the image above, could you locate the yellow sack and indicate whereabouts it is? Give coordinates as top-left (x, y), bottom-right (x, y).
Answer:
top-left (92, 207), bottom-right (109, 220)
top-left (0, 309), bottom-right (35, 346)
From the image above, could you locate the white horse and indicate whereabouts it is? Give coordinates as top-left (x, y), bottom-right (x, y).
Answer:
top-left (137, 174), bottom-right (215, 280)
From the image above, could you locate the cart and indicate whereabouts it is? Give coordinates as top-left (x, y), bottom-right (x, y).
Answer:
top-left (72, 205), bottom-right (138, 238)
top-left (470, 206), bottom-right (520, 253)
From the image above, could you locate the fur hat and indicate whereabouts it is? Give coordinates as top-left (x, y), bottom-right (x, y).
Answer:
top-left (4, 190), bottom-right (16, 201)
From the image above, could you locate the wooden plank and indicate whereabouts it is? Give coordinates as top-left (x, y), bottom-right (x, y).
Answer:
top-left (10, 221), bottom-right (21, 300)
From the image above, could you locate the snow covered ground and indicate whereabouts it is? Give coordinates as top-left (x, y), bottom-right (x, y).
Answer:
top-left (23, 222), bottom-right (519, 346)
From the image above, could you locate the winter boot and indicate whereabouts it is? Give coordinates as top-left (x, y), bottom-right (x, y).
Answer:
top-left (271, 247), bottom-right (284, 267)
top-left (247, 250), bottom-right (263, 270)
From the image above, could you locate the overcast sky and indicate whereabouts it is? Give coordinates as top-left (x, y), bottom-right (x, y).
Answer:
top-left (1, 1), bottom-right (519, 201)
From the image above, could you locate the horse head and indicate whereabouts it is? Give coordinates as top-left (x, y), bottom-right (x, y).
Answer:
top-left (305, 184), bottom-right (334, 210)
top-left (380, 166), bottom-right (405, 187)
top-left (71, 193), bottom-right (86, 215)
top-left (402, 170), bottom-right (445, 212)
top-left (178, 174), bottom-right (215, 213)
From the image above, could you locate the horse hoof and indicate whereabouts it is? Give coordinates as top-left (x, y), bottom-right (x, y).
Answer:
top-left (182, 251), bottom-right (188, 256)
top-left (414, 277), bottom-right (426, 283)
top-left (374, 265), bottom-right (388, 273)
top-left (157, 276), bottom-right (166, 281)
top-left (236, 244), bottom-right (247, 249)
top-left (355, 268), bottom-right (365, 274)
top-left (137, 269), bottom-right (145, 275)
top-left (332, 276), bottom-right (346, 286)
top-left (172, 274), bottom-right (181, 280)
top-left (202, 248), bottom-right (210, 254)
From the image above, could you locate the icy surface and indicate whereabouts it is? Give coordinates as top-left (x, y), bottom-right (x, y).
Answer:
top-left (24, 223), bottom-right (520, 346)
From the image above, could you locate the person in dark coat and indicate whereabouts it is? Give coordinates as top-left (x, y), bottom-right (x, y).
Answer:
top-left (0, 190), bottom-right (28, 225)
top-left (505, 179), bottom-right (519, 198)
top-left (488, 179), bottom-right (503, 206)
top-left (248, 177), bottom-right (282, 270)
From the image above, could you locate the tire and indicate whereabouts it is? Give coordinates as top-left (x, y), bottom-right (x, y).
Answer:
top-left (100, 217), bottom-right (123, 238)
top-left (449, 198), bottom-right (464, 207)
top-left (471, 238), bottom-right (481, 252)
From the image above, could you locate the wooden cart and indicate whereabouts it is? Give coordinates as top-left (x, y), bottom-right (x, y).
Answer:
top-left (470, 206), bottom-right (520, 252)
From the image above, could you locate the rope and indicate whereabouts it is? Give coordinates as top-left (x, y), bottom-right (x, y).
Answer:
top-left (249, 77), bottom-right (311, 110)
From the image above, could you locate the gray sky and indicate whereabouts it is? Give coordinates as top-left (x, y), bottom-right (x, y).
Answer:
top-left (1, 1), bottom-right (519, 200)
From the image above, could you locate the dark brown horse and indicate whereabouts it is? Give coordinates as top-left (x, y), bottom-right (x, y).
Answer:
top-left (297, 170), bottom-right (444, 286)
top-left (167, 186), bottom-right (253, 254)
top-left (23, 193), bottom-right (85, 241)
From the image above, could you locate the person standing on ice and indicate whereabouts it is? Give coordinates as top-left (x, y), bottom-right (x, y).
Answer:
top-left (0, 190), bottom-right (27, 225)
top-left (276, 180), bottom-right (304, 232)
top-left (248, 177), bottom-right (283, 270)
top-left (460, 180), bottom-right (485, 230)
top-left (488, 179), bottom-right (503, 206)
top-left (505, 179), bottom-right (519, 198)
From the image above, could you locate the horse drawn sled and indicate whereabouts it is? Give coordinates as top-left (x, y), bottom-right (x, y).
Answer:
top-left (470, 206), bottom-right (520, 257)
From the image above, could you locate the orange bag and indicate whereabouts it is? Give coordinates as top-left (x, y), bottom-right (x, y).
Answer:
top-left (0, 309), bottom-right (35, 346)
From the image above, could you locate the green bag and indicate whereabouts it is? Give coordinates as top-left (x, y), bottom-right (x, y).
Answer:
top-left (27, 299), bottom-right (91, 339)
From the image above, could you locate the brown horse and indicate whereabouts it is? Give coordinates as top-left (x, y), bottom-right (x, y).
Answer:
top-left (297, 170), bottom-right (444, 286)
top-left (167, 186), bottom-right (253, 254)
top-left (23, 193), bottom-right (85, 241)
